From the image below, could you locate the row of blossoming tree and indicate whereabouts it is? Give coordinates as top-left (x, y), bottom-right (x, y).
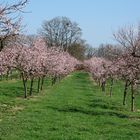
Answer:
top-left (0, 37), bottom-right (79, 98)
top-left (84, 25), bottom-right (140, 112)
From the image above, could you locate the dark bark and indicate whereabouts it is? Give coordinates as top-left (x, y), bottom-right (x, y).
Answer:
top-left (0, 75), bottom-right (2, 81)
top-left (54, 75), bottom-right (57, 84)
top-left (37, 77), bottom-right (41, 93)
top-left (40, 76), bottom-right (45, 91)
top-left (101, 80), bottom-right (106, 94)
top-left (29, 78), bottom-right (34, 96)
top-left (123, 80), bottom-right (129, 105)
top-left (0, 40), bottom-right (4, 52)
top-left (109, 78), bottom-right (114, 97)
top-left (51, 77), bottom-right (54, 86)
top-left (131, 82), bottom-right (135, 112)
top-left (131, 52), bottom-right (140, 58)
top-left (52, 75), bottom-right (57, 85)
top-left (10, 70), bottom-right (12, 80)
top-left (98, 79), bottom-right (101, 86)
top-left (6, 70), bottom-right (9, 81)
top-left (21, 73), bottom-right (27, 98)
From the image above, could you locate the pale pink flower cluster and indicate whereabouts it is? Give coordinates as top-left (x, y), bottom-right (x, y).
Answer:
top-left (84, 57), bottom-right (111, 83)
top-left (0, 38), bottom-right (78, 78)
top-left (84, 53), bottom-right (140, 84)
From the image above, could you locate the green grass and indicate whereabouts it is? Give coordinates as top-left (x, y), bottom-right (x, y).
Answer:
top-left (0, 71), bottom-right (140, 140)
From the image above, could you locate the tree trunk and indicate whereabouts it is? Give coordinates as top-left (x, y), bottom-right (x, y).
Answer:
top-left (21, 73), bottom-right (27, 98)
top-left (0, 40), bottom-right (4, 52)
top-left (54, 75), bottom-right (57, 84)
top-left (51, 77), bottom-right (54, 86)
top-left (37, 77), bottom-right (41, 93)
top-left (6, 70), bottom-right (9, 81)
top-left (52, 76), bottom-right (56, 86)
top-left (10, 70), bottom-right (12, 80)
top-left (101, 81), bottom-right (106, 94)
top-left (109, 78), bottom-right (114, 97)
top-left (0, 75), bottom-right (3, 81)
top-left (40, 76), bottom-right (45, 91)
top-left (98, 79), bottom-right (100, 86)
top-left (123, 80), bottom-right (129, 105)
top-left (29, 78), bottom-right (34, 96)
top-left (131, 82), bottom-right (135, 112)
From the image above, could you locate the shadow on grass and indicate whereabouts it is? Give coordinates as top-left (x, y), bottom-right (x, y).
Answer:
top-left (0, 86), bottom-right (39, 98)
top-left (0, 86), bottom-right (23, 97)
top-left (73, 87), bottom-right (94, 91)
top-left (47, 105), bottom-right (129, 119)
top-left (88, 99), bottom-right (124, 111)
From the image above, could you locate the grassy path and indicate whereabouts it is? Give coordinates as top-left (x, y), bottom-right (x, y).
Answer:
top-left (0, 71), bottom-right (140, 140)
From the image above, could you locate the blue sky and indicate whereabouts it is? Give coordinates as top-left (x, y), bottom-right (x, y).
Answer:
top-left (7, 0), bottom-right (140, 47)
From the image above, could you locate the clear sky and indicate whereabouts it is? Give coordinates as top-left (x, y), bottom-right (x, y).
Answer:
top-left (7, 0), bottom-right (140, 47)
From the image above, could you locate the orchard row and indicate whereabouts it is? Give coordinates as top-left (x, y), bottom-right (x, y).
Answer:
top-left (0, 38), bottom-right (79, 98)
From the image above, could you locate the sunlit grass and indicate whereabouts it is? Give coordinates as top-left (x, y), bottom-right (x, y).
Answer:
top-left (0, 71), bottom-right (140, 140)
